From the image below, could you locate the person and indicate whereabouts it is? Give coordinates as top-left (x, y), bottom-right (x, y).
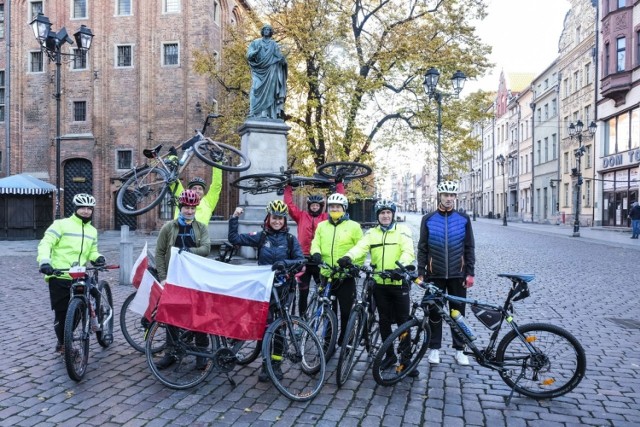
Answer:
top-left (228, 200), bottom-right (305, 382)
top-left (171, 167), bottom-right (223, 225)
top-left (37, 193), bottom-right (105, 354)
top-left (417, 180), bottom-right (475, 366)
top-left (628, 201), bottom-right (640, 239)
top-left (309, 193), bottom-right (363, 351)
top-left (247, 24), bottom-right (288, 119)
top-left (155, 189), bottom-right (211, 369)
top-left (338, 199), bottom-right (418, 376)
top-left (283, 181), bottom-right (345, 317)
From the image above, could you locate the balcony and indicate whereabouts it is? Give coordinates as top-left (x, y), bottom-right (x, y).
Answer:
top-left (600, 70), bottom-right (632, 106)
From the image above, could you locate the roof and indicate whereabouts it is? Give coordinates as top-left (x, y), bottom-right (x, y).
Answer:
top-left (0, 174), bottom-right (57, 195)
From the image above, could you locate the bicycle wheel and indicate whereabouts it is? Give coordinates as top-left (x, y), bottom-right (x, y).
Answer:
top-left (194, 139), bottom-right (251, 171)
top-left (317, 161), bottom-right (372, 180)
top-left (116, 166), bottom-right (170, 215)
top-left (231, 173), bottom-right (285, 194)
top-left (95, 281), bottom-right (114, 348)
top-left (289, 176), bottom-right (333, 189)
top-left (227, 339), bottom-right (261, 365)
top-left (372, 318), bottom-right (429, 386)
top-left (307, 304), bottom-right (338, 362)
top-left (336, 305), bottom-right (365, 387)
top-left (64, 298), bottom-right (90, 382)
top-left (120, 292), bottom-right (162, 354)
top-left (262, 317), bottom-right (326, 402)
top-left (146, 322), bottom-right (216, 389)
top-left (495, 322), bottom-right (586, 399)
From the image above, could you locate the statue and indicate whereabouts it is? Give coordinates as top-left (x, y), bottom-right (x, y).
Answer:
top-left (247, 24), bottom-right (288, 120)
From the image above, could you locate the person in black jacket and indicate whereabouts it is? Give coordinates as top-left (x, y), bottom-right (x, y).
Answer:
top-left (628, 201), bottom-right (640, 239)
top-left (417, 181), bottom-right (475, 366)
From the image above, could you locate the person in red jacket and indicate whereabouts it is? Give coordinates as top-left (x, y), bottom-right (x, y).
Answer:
top-left (283, 181), bottom-right (345, 316)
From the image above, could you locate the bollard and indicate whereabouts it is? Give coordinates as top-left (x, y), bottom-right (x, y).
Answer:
top-left (119, 225), bottom-right (134, 285)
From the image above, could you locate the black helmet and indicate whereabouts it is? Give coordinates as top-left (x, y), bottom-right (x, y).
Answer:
top-left (187, 177), bottom-right (206, 189)
top-left (307, 194), bottom-right (324, 206)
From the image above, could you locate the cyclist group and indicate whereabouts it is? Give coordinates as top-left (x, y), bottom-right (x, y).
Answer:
top-left (38, 160), bottom-right (476, 382)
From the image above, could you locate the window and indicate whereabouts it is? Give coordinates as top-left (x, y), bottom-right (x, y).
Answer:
top-left (585, 63), bottom-right (591, 84)
top-left (537, 108), bottom-right (541, 122)
top-left (573, 70), bottom-right (579, 92)
top-left (564, 152), bottom-right (569, 173)
top-left (544, 137), bottom-right (549, 162)
top-left (605, 117), bottom-right (615, 155)
top-left (584, 105), bottom-right (591, 123)
top-left (564, 78), bottom-right (569, 98)
top-left (30, 1), bottom-right (43, 21)
top-left (605, 43), bottom-right (610, 76)
top-left (585, 145), bottom-right (592, 169)
top-left (213, 1), bottom-right (220, 25)
top-left (544, 79), bottom-right (548, 89)
top-left (163, 0), bottom-right (180, 13)
top-left (552, 99), bottom-right (557, 117)
top-left (0, 70), bottom-right (4, 122)
top-left (73, 101), bottom-right (86, 121)
top-left (30, 51), bottom-right (44, 72)
top-left (564, 183), bottom-right (569, 207)
top-left (117, 0), bottom-right (132, 15)
top-left (632, 109), bottom-right (639, 149)
top-left (544, 104), bottom-right (549, 120)
top-left (618, 0), bottom-right (625, 8)
top-left (0, 4), bottom-right (5, 39)
top-left (163, 43), bottom-right (179, 66)
top-left (116, 45), bottom-right (133, 67)
top-left (576, 25), bottom-right (581, 44)
top-left (617, 37), bottom-right (626, 72)
top-left (552, 134), bottom-right (557, 160)
top-left (116, 150), bottom-right (133, 169)
top-left (537, 141), bottom-right (541, 165)
top-left (618, 111), bottom-right (629, 151)
top-left (585, 180), bottom-right (591, 207)
top-left (73, 0), bottom-right (87, 19)
top-left (72, 48), bottom-right (87, 69)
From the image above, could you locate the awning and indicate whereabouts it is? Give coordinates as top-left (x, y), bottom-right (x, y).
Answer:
top-left (0, 174), bottom-right (58, 195)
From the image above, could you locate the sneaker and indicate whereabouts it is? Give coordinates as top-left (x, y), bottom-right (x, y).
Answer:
top-left (55, 342), bottom-right (64, 355)
top-left (155, 353), bottom-right (177, 370)
top-left (380, 354), bottom-right (398, 370)
top-left (454, 350), bottom-right (470, 366)
top-left (427, 349), bottom-right (440, 364)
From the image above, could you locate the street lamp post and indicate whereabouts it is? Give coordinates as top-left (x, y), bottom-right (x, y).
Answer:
top-left (567, 119), bottom-right (597, 237)
top-left (423, 68), bottom-right (466, 184)
top-left (470, 168), bottom-right (477, 221)
top-left (30, 14), bottom-right (94, 219)
top-left (496, 154), bottom-right (507, 226)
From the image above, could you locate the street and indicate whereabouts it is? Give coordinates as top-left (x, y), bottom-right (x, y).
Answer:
top-left (0, 215), bottom-right (638, 426)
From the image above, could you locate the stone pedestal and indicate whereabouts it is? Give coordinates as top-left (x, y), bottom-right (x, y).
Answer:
top-left (236, 118), bottom-right (290, 259)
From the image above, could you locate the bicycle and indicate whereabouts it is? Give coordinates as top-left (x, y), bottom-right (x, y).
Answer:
top-left (54, 264), bottom-right (119, 381)
top-left (371, 263), bottom-right (587, 405)
top-left (116, 114), bottom-right (251, 215)
top-left (231, 161), bottom-right (372, 195)
top-left (261, 262), bottom-right (326, 401)
top-left (335, 263), bottom-right (383, 387)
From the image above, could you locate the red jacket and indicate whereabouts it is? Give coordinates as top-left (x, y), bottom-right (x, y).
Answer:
top-left (284, 182), bottom-right (345, 255)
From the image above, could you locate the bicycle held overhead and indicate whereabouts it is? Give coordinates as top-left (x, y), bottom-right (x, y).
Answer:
top-left (116, 114), bottom-right (251, 216)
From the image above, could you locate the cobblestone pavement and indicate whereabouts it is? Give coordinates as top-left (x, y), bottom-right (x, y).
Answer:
top-left (1, 216), bottom-right (639, 426)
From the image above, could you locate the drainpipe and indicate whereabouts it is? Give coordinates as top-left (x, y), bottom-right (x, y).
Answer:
top-left (516, 100), bottom-right (521, 221)
top-left (4, 0), bottom-right (10, 176)
top-left (530, 101), bottom-right (536, 222)
top-left (592, 0), bottom-right (599, 227)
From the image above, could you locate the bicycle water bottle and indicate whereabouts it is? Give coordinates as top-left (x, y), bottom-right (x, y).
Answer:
top-left (179, 147), bottom-right (192, 165)
top-left (451, 309), bottom-right (477, 341)
top-left (90, 300), bottom-right (99, 332)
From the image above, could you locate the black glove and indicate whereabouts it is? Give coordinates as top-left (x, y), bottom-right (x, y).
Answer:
top-left (389, 268), bottom-right (403, 281)
top-left (310, 253), bottom-right (322, 265)
top-left (92, 256), bottom-right (106, 266)
top-left (337, 256), bottom-right (352, 269)
top-left (272, 261), bottom-right (286, 271)
top-left (39, 263), bottom-right (54, 275)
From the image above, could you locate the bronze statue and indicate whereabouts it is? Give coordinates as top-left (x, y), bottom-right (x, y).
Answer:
top-left (247, 25), bottom-right (288, 120)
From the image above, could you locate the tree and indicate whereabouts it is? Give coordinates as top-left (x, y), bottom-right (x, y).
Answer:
top-left (194, 0), bottom-right (492, 181)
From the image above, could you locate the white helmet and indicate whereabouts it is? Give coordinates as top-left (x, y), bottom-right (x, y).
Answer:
top-left (72, 193), bottom-right (96, 207)
top-left (436, 181), bottom-right (459, 194)
top-left (326, 193), bottom-right (348, 210)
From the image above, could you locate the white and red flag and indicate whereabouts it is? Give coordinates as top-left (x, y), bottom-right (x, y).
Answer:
top-left (130, 242), bottom-right (149, 289)
top-left (155, 247), bottom-right (275, 340)
top-left (128, 243), bottom-right (163, 321)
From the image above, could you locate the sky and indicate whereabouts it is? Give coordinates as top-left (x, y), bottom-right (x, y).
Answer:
top-left (466, 0), bottom-right (571, 93)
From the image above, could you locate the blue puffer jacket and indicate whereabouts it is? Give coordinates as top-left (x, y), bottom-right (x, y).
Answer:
top-left (417, 209), bottom-right (475, 279)
top-left (228, 216), bottom-right (304, 266)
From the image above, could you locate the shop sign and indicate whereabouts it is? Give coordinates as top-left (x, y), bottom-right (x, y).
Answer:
top-left (601, 148), bottom-right (640, 170)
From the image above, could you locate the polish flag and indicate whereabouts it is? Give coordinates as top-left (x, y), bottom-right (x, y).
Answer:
top-left (128, 269), bottom-right (164, 321)
top-left (155, 247), bottom-right (275, 340)
top-left (130, 242), bottom-right (149, 289)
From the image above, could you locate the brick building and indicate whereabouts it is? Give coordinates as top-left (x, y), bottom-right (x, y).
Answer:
top-left (0, 0), bottom-right (250, 231)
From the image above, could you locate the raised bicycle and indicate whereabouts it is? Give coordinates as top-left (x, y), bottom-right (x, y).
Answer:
top-left (261, 262), bottom-right (326, 401)
top-left (55, 264), bottom-right (119, 381)
top-left (116, 114), bottom-right (251, 215)
top-left (371, 263), bottom-right (586, 405)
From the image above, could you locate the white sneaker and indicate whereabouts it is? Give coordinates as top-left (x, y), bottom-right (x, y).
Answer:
top-left (455, 350), bottom-right (470, 366)
top-left (427, 349), bottom-right (440, 364)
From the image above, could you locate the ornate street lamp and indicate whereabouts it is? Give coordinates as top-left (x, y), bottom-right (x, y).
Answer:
top-left (496, 154), bottom-right (507, 226)
top-left (423, 68), bottom-right (466, 184)
top-left (567, 120), bottom-right (597, 237)
top-left (29, 14), bottom-right (94, 219)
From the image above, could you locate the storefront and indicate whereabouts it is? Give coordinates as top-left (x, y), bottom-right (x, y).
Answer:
top-left (600, 151), bottom-right (639, 227)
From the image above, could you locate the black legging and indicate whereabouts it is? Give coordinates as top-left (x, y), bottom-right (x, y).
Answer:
top-left (326, 276), bottom-right (356, 346)
top-left (295, 262), bottom-right (320, 316)
top-left (427, 278), bottom-right (467, 350)
top-left (373, 284), bottom-right (411, 356)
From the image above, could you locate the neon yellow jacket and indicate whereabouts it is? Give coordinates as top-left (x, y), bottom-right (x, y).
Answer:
top-left (37, 215), bottom-right (102, 281)
top-left (172, 167), bottom-right (223, 224)
top-left (310, 216), bottom-right (363, 278)
top-left (345, 223), bottom-right (415, 285)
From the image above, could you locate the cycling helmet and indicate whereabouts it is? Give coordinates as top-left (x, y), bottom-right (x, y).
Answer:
top-left (178, 189), bottom-right (201, 207)
top-left (375, 199), bottom-right (397, 215)
top-left (187, 177), bottom-right (206, 189)
top-left (72, 193), bottom-right (96, 208)
top-left (307, 194), bottom-right (324, 206)
top-left (266, 200), bottom-right (289, 217)
top-left (437, 180), bottom-right (459, 194)
top-left (327, 193), bottom-right (348, 210)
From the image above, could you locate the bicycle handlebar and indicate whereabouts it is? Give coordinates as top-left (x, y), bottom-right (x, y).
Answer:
top-left (50, 264), bottom-right (120, 276)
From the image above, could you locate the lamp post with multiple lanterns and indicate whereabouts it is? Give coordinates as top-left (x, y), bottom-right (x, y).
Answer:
top-left (496, 154), bottom-right (508, 226)
top-left (567, 120), bottom-right (597, 237)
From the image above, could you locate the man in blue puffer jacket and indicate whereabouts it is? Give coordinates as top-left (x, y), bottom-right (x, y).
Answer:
top-left (417, 180), bottom-right (475, 366)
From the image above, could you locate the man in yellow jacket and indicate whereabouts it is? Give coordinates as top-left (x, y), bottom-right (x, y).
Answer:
top-left (338, 199), bottom-right (417, 375)
top-left (172, 167), bottom-right (223, 224)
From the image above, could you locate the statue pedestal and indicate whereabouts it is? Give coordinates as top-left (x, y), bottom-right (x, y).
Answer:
top-left (236, 118), bottom-right (290, 259)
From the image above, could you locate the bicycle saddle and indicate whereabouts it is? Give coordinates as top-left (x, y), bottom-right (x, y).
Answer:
top-left (143, 144), bottom-right (163, 158)
top-left (497, 273), bottom-right (535, 283)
